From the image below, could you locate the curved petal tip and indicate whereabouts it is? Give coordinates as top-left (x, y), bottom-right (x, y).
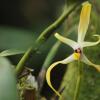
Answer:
top-left (46, 61), bottom-right (62, 98)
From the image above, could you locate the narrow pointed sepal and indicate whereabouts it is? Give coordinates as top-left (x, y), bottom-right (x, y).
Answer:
top-left (82, 35), bottom-right (100, 47)
top-left (81, 54), bottom-right (100, 72)
top-left (78, 1), bottom-right (91, 43)
top-left (55, 33), bottom-right (77, 49)
top-left (46, 54), bottom-right (75, 98)
top-left (46, 61), bottom-right (62, 98)
top-left (61, 54), bottom-right (76, 63)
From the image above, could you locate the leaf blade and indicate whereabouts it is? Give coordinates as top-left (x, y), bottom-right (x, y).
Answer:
top-left (0, 49), bottom-right (25, 56)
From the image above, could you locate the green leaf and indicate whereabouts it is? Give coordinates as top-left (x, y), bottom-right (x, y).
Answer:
top-left (60, 62), bottom-right (80, 100)
top-left (0, 49), bottom-right (25, 56)
top-left (60, 61), bottom-right (100, 100)
top-left (0, 26), bottom-right (36, 49)
top-left (0, 57), bottom-right (19, 100)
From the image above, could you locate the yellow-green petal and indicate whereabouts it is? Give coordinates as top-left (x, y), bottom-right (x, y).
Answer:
top-left (81, 54), bottom-right (100, 72)
top-left (46, 61), bottom-right (62, 98)
top-left (82, 35), bottom-right (100, 47)
top-left (55, 33), bottom-right (77, 49)
top-left (61, 54), bottom-right (75, 63)
top-left (78, 1), bottom-right (91, 43)
top-left (46, 54), bottom-right (75, 98)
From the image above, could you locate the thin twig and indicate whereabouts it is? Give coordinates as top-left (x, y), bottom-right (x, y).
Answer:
top-left (37, 41), bottom-right (61, 92)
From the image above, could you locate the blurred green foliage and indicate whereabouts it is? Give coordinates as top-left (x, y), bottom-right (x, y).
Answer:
top-left (0, 0), bottom-right (100, 100)
top-left (0, 57), bottom-right (19, 100)
top-left (0, 27), bottom-right (35, 50)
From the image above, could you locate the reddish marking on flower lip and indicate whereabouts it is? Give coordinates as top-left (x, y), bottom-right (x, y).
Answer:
top-left (75, 48), bottom-right (82, 53)
top-left (74, 48), bottom-right (82, 59)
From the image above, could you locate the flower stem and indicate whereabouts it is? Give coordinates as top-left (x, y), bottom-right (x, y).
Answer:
top-left (73, 61), bottom-right (83, 100)
top-left (15, 3), bottom-right (80, 76)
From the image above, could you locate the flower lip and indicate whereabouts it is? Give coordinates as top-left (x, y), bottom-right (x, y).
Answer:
top-left (74, 47), bottom-right (82, 60)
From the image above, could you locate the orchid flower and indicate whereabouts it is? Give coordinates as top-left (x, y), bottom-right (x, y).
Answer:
top-left (46, 1), bottom-right (100, 98)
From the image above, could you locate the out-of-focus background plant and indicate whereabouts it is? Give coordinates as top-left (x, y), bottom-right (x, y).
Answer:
top-left (0, 0), bottom-right (100, 100)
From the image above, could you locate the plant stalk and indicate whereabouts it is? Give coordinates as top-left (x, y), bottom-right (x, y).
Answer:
top-left (16, 3), bottom-right (80, 76)
top-left (73, 61), bottom-right (83, 100)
